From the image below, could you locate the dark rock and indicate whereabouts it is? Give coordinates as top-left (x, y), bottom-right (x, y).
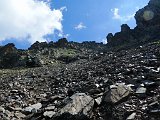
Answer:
top-left (0, 43), bottom-right (20, 68)
top-left (121, 24), bottom-right (131, 32)
top-left (55, 38), bottom-right (68, 47)
top-left (106, 0), bottom-right (160, 48)
top-left (26, 55), bottom-right (42, 67)
top-left (67, 89), bottom-right (74, 97)
top-left (29, 41), bottom-right (48, 50)
top-left (106, 33), bottom-right (113, 43)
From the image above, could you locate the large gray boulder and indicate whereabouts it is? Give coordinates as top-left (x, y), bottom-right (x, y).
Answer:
top-left (55, 93), bottom-right (94, 120)
top-left (103, 83), bottom-right (132, 104)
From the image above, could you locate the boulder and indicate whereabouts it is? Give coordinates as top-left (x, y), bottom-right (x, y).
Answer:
top-left (23, 103), bottom-right (42, 113)
top-left (103, 83), bottom-right (131, 104)
top-left (55, 93), bottom-right (94, 120)
top-left (43, 111), bottom-right (55, 118)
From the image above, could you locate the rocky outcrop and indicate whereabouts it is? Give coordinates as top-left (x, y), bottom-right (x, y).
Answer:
top-left (0, 43), bottom-right (20, 68)
top-left (107, 0), bottom-right (160, 48)
top-left (135, 0), bottom-right (160, 28)
top-left (55, 38), bottom-right (68, 48)
top-left (107, 24), bottom-right (134, 47)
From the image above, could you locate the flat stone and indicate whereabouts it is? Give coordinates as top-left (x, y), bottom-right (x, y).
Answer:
top-left (14, 112), bottom-right (26, 119)
top-left (142, 80), bottom-right (156, 87)
top-left (23, 103), bottom-right (42, 113)
top-left (45, 106), bottom-right (55, 111)
top-left (43, 111), bottom-right (55, 118)
top-left (136, 87), bottom-right (146, 94)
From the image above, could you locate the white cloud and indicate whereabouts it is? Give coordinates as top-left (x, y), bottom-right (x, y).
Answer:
top-left (102, 38), bottom-right (108, 44)
top-left (111, 8), bottom-right (135, 22)
top-left (60, 6), bottom-right (67, 12)
top-left (0, 0), bottom-right (65, 44)
top-left (58, 33), bottom-right (70, 38)
top-left (75, 22), bottom-right (87, 30)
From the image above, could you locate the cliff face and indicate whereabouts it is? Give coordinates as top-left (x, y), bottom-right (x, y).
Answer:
top-left (107, 0), bottom-right (160, 47)
top-left (135, 0), bottom-right (160, 27)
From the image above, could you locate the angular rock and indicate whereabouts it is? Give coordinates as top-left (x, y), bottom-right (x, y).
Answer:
top-left (23, 103), bottom-right (42, 113)
top-left (0, 106), bottom-right (5, 113)
top-left (126, 112), bottom-right (136, 120)
top-left (43, 111), bottom-right (55, 118)
top-left (136, 87), bottom-right (146, 94)
top-left (95, 96), bottom-right (102, 105)
top-left (103, 83), bottom-right (131, 104)
top-left (55, 93), bottom-right (94, 120)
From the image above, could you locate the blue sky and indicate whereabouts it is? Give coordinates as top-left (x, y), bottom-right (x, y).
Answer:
top-left (0, 0), bottom-right (149, 49)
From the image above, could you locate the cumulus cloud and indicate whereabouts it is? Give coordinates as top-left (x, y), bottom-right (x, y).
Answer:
top-left (75, 22), bottom-right (87, 30)
top-left (111, 8), bottom-right (135, 22)
top-left (0, 0), bottom-right (64, 43)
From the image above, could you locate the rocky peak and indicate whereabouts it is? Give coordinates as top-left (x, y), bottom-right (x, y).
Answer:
top-left (29, 41), bottom-right (48, 50)
top-left (121, 24), bottom-right (131, 33)
top-left (106, 33), bottom-right (113, 44)
top-left (55, 38), bottom-right (68, 47)
top-left (0, 43), bottom-right (17, 55)
top-left (107, 0), bottom-right (160, 48)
